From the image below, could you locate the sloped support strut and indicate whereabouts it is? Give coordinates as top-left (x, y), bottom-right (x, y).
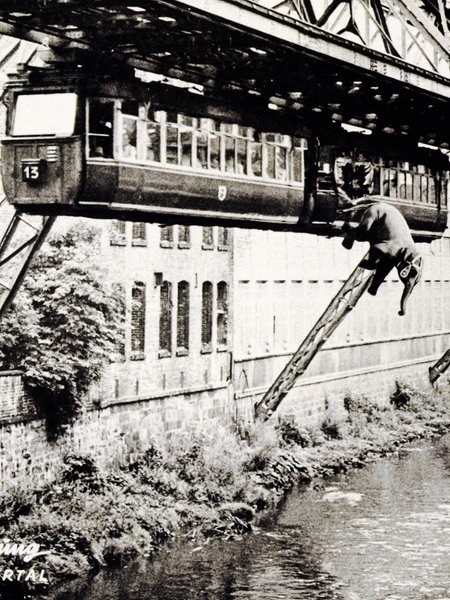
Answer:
top-left (254, 254), bottom-right (375, 421)
top-left (429, 348), bottom-right (450, 385)
top-left (0, 204), bottom-right (55, 319)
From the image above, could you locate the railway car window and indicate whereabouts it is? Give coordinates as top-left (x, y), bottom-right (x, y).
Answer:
top-left (165, 111), bottom-right (178, 164)
top-left (412, 167), bottom-right (421, 201)
top-left (441, 176), bottom-right (450, 206)
top-left (371, 159), bottom-right (381, 194)
top-left (421, 170), bottom-right (429, 202)
top-left (404, 166), bottom-right (413, 199)
top-left (223, 124), bottom-right (236, 173)
top-left (88, 99), bottom-right (113, 158)
top-left (236, 138), bottom-right (247, 175)
top-left (121, 102), bottom-right (138, 160)
top-left (180, 115), bottom-right (195, 167)
top-left (266, 143), bottom-right (276, 179)
top-left (12, 92), bottom-right (77, 136)
top-left (146, 110), bottom-right (162, 162)
top-left (250, 133), bottom-right (262, 177)
top-left (196, 118), bottom-right (214, 169)
top-left (428, 174), bottom-right (436, 204)
top-left (210, 132), bottom-right (220, 171)
top-left (398, 170), bottom-right (407, 200)
top-left (384, 162), bottom-right (397, 198)
top-left (292, 137), bottom-right (305, 183)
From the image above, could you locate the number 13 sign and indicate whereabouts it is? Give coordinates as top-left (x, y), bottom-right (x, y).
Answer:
top-left (21, 159), bottom-right (45, 183)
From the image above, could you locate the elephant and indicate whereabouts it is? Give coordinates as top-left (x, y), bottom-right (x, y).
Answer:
top-left (342, 202), bottom-right (423, 316)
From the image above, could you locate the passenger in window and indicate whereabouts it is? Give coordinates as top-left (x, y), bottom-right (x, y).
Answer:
top-left (210, 155), bottom-right (220, 171)
top-left (181, 145), bottom-right (192, 167)
top-left (122, 131), bottom-right (136, 159)
top-left (196, 147), bottom-right (208, 169)
top-left (93, 145), bottom-right (105, 157)
top-left (89, 101), bottom-right (113, 158)
top-left (276, 150), bottom-right (287, 180)
top-left (334, 151), bottom-right (353, 201)
top-left (236, 154), bottom-right (246, 175)
top-left (353, 153), bottom-right (374, 197)
top-left (225, 150), bottom-right (235, 173)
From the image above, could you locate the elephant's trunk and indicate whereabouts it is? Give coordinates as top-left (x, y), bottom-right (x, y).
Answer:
top-left (398, 281), bottom-right (414, 316)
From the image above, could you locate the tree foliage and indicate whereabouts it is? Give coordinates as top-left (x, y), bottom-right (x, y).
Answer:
top-left (0, 221), bottom-right (124, 438)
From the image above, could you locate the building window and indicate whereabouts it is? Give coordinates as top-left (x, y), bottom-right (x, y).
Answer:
top-left (218, 227), bottom-right (230, 250)
top-left (131, 282), bottom-right (146, 359)
top-left (178, 225), bottom-right (191, 249)
top-left (160, 225), bottom-right (174, 248)
top-left (132, 222), bottom-right (146, 246)
top-left (202, 226), bottom-right (214, 250)
top-left (159, 281), bottom-right (172, 357)
top-left (201, 281), bottom-right (213, 353)
top-left (217, 281), bottom-right (228, 348)
top-left (112, 282), bottom-right (126, 361)
top-left (177, 281), bottom-right (190, 355)
top-left (110, 220), bottom-right (126, 246)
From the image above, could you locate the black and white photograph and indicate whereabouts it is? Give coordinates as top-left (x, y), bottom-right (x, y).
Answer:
top-left (0, 1), bottom-right (449, 598)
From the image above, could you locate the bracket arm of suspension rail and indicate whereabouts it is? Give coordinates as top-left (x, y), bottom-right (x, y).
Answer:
top-left (429, 348), bottom-right (450, 384)
top-left (254, 253), bottom-right (375, 421)
top-left (0, 210), bottom-right (56, 319)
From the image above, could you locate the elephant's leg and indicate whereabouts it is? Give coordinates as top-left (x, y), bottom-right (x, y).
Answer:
top-left (359, 247), bottom-right (381, 271)
top-left (368, 258), bottom-right (395, 296)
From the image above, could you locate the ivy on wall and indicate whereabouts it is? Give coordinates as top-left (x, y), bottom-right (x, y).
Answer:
top-left (0, 221), bottom-right (124, 439)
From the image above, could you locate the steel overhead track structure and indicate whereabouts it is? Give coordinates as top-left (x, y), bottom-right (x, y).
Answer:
top-left (0, 1), bottom-right (449, 147)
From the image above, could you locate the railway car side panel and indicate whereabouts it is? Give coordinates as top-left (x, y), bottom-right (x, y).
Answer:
top-left (1, 138), bottom-right (84, 206)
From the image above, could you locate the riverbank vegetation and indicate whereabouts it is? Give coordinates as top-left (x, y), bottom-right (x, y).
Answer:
top-left (0, 380), bottom-right (449, 597)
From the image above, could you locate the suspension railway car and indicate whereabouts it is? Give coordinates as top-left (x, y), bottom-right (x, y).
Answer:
top-left (1, 70), bottom-right (448, 239)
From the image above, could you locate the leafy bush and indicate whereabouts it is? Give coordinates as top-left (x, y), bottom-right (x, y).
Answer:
top-left (276, 418), bottom-right (312, 447)
top-left (60, 453), bottom-right (105, 493)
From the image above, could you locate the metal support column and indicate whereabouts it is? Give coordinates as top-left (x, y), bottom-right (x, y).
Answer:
top-left (0, 204), bottom-right (55, 318)
top-left (254, 254), bottom-right (374, 421)
top-left (429, 348), bottom-right (450, 384)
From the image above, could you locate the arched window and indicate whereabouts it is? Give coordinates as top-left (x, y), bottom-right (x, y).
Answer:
top-left (201, 281), bottom-right (213, 352)
top-left (131, 282), bottom-right (146, 357)
top-left (177, 281), bottom-right (190, 354)
top-left (217, 281), bottom-right (228, 348)
top-left (159, 281), bottom-right (172, 356)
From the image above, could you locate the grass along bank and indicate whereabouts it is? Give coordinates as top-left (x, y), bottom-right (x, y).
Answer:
top-left (0, 380), bottom-right (449, 598)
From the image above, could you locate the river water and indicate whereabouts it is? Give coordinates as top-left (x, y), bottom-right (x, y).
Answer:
top-left (51, 434), bottom-right (450, 600)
